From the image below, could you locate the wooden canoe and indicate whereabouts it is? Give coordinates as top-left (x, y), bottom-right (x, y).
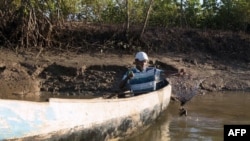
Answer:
top-left (0, 83), bottom-right (171, 141)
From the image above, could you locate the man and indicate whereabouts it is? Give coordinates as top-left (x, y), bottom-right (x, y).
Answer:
top-left (119, 51), bottom-right (184, 96)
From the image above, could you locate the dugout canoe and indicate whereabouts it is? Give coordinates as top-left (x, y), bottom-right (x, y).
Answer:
top-left (0, 83), bottom-right (171, 141)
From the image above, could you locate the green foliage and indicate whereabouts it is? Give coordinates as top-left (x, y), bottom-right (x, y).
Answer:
top-left (150, 0), bottom-right (179, 27)
top-left (101, 0), bottom-right (126, 23)
top-left (129, 0), bottom-right (148, 24)
top-left (2, 0), bottom-right (248, 31)
top-left (183, 0), bottom-right (202, 27)
top-left (214, 0), bottom-right (250, 31)
top-left (1, 0), bottom-right (250, 48)
top-left (200, 0), bottom-right (219, 28)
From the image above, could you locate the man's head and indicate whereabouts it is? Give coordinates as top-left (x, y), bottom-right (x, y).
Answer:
top-left (135, 51), bottom-right (148, 61)
top-left (135, 52), bottom-right (148, 71)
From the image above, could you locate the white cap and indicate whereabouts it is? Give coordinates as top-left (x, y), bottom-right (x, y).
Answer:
top-left (135, 51), bottom-right (148, 61)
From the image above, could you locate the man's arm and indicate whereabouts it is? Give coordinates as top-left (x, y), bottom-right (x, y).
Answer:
top-left (119, 71), bottom-right (134, 89)
top-left (119, 76), bottom-right (130, 89)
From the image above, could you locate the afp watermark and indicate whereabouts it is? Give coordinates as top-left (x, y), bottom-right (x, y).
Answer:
top-left (224, 125), bottom-right (250, 141)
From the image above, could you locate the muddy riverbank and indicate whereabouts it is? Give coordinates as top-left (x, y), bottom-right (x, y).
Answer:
top-left (0, 48), bottom-right (249, 101)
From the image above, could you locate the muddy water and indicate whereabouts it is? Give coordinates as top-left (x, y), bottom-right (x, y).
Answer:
top-left (127, 91), bottom-right (250, 141)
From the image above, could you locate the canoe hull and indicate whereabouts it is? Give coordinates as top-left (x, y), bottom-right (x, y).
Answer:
top-left (0, 84), bottom-right (171, 141)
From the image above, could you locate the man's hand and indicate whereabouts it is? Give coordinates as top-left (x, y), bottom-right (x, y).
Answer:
top-left (127, 71), bottom-right (134, 79)
top-left (119, 71), bottom-right (134, 89)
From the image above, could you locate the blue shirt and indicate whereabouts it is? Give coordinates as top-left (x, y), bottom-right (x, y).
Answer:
top-left (122, 67), bottom-right (164, 94)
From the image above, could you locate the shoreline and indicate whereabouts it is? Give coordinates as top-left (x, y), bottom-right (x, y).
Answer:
top-left (0, 49), bottom-right (250, 101)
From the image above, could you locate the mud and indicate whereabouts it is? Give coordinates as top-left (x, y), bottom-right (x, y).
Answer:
top-left (0, 48), bottom-right (249, 101)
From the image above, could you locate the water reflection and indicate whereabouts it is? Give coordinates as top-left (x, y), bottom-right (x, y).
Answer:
top-left (127, 91), bottom-right (250, 141)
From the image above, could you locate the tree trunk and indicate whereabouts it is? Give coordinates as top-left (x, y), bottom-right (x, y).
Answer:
top-left (125, 0), bottom-right (130, 39)
top-left (140, 0), bottom-right (154, 38)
